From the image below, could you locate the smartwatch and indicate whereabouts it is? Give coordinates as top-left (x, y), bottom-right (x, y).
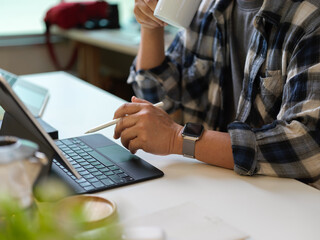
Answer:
top-left (181, 122), bottom-right (204, 158)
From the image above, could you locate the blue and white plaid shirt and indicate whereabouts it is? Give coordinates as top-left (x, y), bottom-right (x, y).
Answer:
top-left (128, 0), bottom-right (320, 189)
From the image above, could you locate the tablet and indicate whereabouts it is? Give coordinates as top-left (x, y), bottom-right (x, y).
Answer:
top-left (0, 68), bottom-right (49, 119)
top-left (12, 78), bottom-right (49, 117)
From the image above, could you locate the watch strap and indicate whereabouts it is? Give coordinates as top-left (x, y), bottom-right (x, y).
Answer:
top-left (182, 138), bottom-right (196, 158)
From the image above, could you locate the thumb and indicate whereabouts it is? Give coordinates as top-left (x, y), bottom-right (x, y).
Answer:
top-left (131, 96), bottom-right (152, 104)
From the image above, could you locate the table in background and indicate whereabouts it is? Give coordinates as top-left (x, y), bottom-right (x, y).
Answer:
top-left (53, 26), bottom-right (176, 89)
top-left (21, 71), bottom-right (320, 240)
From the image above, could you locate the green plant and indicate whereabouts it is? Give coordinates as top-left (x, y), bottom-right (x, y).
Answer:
top-left (0, 178), bottom-right (121, 240)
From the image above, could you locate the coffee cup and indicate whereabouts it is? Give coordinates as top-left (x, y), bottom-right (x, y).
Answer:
top-left (154, 0), bottom-right (202, 28)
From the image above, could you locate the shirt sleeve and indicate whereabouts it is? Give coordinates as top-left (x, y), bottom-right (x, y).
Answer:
top-left (127, 32), bottom-right (185, 113)
top-left (228, 29), bottom-right (320, 188)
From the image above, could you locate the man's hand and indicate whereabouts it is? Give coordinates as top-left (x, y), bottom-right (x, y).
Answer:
top-left (113, 96), bottom-right (182, 155)
top-left (134, 0), bottom-right (167, 29)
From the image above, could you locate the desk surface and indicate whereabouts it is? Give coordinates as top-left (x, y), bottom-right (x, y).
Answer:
top-left (22, 71), bottom-right (320, 240)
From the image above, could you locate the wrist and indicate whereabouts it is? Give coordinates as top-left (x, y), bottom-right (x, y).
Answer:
top-left (171, 125), bottom-right (183, 155)
top-left (141, 26), bottom-right (164, 36)
top-left (137, 27), bottom-right (165, 70)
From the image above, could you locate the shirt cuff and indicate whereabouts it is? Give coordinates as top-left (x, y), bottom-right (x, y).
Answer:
top-left (228, 121), bottom-right (259, 176)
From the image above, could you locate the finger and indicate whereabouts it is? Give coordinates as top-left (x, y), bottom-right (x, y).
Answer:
top-left (131, 96), bottom-right (152, 104)
top-left (128, 137), bottom-right (142, 154)
top-left (113, 114), bottom-right (137, 139)
top-left (143, 0), bottom-right (158, 11)
top-left (120, 127), bottom-right (138, 149)
top-left (136, 1), bottom-right (165, 26)
top-left (113, 102), bottom-right (143, 119)
top-left (134, 7), bottom-right (163, 28)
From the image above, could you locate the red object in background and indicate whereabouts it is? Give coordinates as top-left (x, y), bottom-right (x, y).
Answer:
top-left (44, 1), bottom-right (109, 71)
top-left (44, 1), bottom-right (109, 29)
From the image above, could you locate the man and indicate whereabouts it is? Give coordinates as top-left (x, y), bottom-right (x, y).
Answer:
top-left (113, 0), bottom-right (320, 189)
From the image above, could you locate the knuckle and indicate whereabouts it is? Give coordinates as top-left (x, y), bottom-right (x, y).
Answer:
top-left (128, 141), bottom-right (138, 154)
top-left (140, 132), bottom-right (148, 143)
top-left (118, 117), bottom-right (124, 127)
top-left (133, 6), bottom-right (139, 15)
top-left (123, 103), bottom-right (131, 111)
top-left (140, 111), bottom-right (151, 121)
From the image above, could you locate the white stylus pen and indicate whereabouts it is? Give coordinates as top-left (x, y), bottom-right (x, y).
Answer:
top-left (85, 101), bottom-right (164, 134)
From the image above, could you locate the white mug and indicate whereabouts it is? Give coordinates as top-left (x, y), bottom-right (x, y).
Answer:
top-left (154, 0), bottom-right (202, 28)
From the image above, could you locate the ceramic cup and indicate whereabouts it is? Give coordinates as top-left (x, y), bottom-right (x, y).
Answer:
top-left (154, 0), bottom-right (202, 28)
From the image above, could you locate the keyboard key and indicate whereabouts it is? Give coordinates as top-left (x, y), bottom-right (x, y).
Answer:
top-left (70, 147), bottom-right (81, 151)
top-left (86, 168), bottom-right (97, 173)
top-left (83, 147), bottom-right (93, 152)
top-left (95, 164), bottom-right (105, 169)
top-left (61, 139), bottom-right (73, 145)
top-left (114, 170), bottom-right (124, 175)
top-left (84, 164), bottom-right (94, 169)
top-left (83, 155), bottom-right (93, 160)
top-left (79, 153), bottom-right (89, 157)
top-left (75, 178), bottom-right (87, 183)
top-left (84, 186), bottom-right (95, 191)
top-left (75, 167), bottom-right (85, 172)
top-left (78, 170), bottom-right (90, 175)
top-left (87, 178), bottom-right (99, 183)
top-left (72, 156), bottom-right (82, 160)
top-left (68, 153), bottom-right (79, 157)
top-left (109, 166), bottom-right (120, 171)
top-left (90, 161), bottom-right (100, 166)
top-left (108, 174), bottom-right (125, 184)
top-left (83, 174), bottom-right (94, 179)
top-left (101, 178), bottom-right (115, 186)
top-left (92, 181), bottom-right (104, 188)
top-left (97, 175), bottom-right (107, 180)
top-left (119, 173), bottom-right (128, 178)
top-left (91, 171), bottom-right (102, 176)
top-left (80, 161), bottom-right (90, 166)
top-left (105, 171), bottom-right (114, 176)
top-left (99, 167), bottom-right (109, 172)
top-left (72, 164), bottom-right (81, 169)
top-left (80, 182), bottom-right (91, 187)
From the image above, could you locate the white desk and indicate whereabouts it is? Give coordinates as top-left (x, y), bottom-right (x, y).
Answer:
top-left (22, 71), bottom-right (320, 240)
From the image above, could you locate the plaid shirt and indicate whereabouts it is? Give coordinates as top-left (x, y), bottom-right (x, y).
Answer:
top-left (128, 0), bottom-right (320, 189)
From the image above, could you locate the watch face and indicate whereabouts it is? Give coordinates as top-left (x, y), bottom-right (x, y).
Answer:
top-left (182, 122), bottom-right (204, 137)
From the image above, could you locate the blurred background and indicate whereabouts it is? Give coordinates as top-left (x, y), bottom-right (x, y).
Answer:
top-left (0, 0), bottom-right (137, 100)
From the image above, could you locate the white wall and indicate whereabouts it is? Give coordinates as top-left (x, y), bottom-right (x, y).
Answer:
top-left (0, 41), bottom-right (75, 75)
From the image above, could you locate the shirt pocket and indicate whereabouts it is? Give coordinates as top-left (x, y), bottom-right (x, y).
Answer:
top-left (259, 70), bottom-right (284, 98)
